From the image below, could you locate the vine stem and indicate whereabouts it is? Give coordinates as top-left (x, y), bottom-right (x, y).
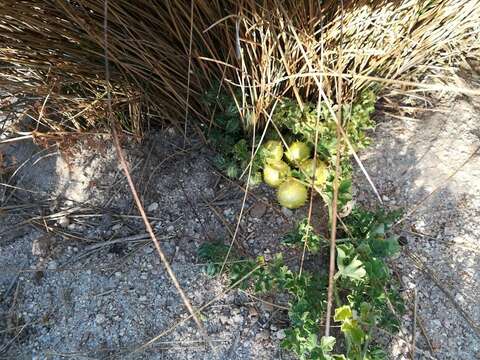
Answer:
top-left (361, 316), bottom-right (376, 358)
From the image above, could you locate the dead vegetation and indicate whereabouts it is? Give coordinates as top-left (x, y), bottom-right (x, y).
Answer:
top-left (0, 0), bottom-right (478, 137)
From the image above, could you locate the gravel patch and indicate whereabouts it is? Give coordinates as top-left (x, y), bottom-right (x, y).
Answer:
top-left (0, 129), bottom-right (296, 359)
top-left (353, 97), bottom-right (480, 360)
top-left (1, 96), bottom-right (479, 359)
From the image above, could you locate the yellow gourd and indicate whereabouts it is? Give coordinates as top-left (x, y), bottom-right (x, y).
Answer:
top-left (263, 160), bottom-right (291, 188)
top-left (285, 141), bottom-right (310, 164)
top-left (277, 178), bottom-right (308, 209)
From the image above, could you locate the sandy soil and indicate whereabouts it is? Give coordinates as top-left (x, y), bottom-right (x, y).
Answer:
top-left (1, 95), bottom-right (479, 359)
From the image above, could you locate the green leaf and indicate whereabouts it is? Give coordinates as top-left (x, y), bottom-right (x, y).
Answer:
top-left (334, 305), bottom-right (353, 322)
top-left (369, 236), bottom-right (401, 258)
top-left (291, 168), bottom-right (307, 182)
top-left (226, 117), bottom-right (241, 134)
top-left (373, 223), bottom-right (385, 235)
top-left (364, 258), bottom-right (389, 282)
top-left (360, 302), bottom-right (373, 323)
top-left (282, 218), bottom-right (323, 254)
top-left (306, 332), bottom-right (319, 351)
top-left (248, 171), bottom-right (263, 186)
top-left (366, 347), bottom-right (388, 360)
top-left (226, 163), bottom-right (239, 178)
top-left (206, 263), bottom-right (218, 277)
top-left (338, 178), bottom-right (352, 193)
top-left (341, 318), bottom-right (365, 345)
top-left (320, 336), bottom-right (336, 352)
top-left (335, 246), bottom-right (366, 281)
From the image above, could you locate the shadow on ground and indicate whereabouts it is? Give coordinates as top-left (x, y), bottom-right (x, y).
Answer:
top-left (353, 96), bottom-right (480, 359)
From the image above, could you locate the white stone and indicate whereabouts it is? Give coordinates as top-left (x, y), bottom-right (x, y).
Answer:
top-left (95, 314), bottom-right (106, 324)
top-left (147, 202), bottom-right (159, 212)
top-left (281, 207), bottom-right (293, 217)
top-left (455, 293), bottom-right (465, 304)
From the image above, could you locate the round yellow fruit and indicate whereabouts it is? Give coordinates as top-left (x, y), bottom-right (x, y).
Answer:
top-left (263, 160), bottom-right (290, 188)
top-left (285, 141), bottom-right (310, 164)
top-left (300, 158), bottom-right (328, 185)
top-left (277, 178), bottom-right (308, 209)
top-left (262, 140), bottom-right (284, 163)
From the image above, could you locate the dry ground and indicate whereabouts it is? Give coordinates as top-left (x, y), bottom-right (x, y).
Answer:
top-left (1, 95), bottom-right (479, 359)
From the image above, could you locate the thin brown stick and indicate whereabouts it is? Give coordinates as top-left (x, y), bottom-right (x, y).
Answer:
top-left (416, 313), bottom-right (436, 355)
top-left (102, 0), bottom-right (212, 353)
top-left (411, 287), bottom-right (418, 360)
top-left (325, 125), bottom-right (341, 337)
top-left (241, 290), bottom-right (290, 311)
top-left (325, 0), bottom-right (344, 337)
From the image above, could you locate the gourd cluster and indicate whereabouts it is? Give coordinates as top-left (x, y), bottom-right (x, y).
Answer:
top-left (260, 140), bottom-right (328, 209)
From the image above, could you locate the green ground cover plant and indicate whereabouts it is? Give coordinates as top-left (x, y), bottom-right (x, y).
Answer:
top-left (200, 91), bottom-right (405, 359)
top-left (199, 207), bottom-right (404, 359)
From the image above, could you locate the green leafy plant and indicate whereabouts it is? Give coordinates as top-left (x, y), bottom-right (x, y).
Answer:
top-left (199, 206), bottom-right (404, 359)
top-left (204, 88), bottom-right (376, 196)
top-left (282, 218), bottom-right (325, 254)
top-left (203, 87), bottom-right (264, 183)
top-left (201, 86), bottom-right (404, 359)
top-left (272, 91), bottom-right (376, 160)
top-left (198, 241), bottom-right (231, 277)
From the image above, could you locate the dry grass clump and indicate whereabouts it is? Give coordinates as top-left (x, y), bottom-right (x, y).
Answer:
top-left (0, 0), bottom-right (478, 136)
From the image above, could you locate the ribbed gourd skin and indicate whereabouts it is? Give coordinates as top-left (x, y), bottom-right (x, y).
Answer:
top-left (277, 178), bottom-right (308, 209)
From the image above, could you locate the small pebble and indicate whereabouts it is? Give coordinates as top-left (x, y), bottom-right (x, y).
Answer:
top-left (250, 202), bottom-right (267, 218)
top-left (276, 329), bottom-right (286, 340)
top-left (219, 315), bottom-right (229, 325)
top-left (431, 319), bottom-right (442, 329)
top-left (57, 216), bottom-right (70, 228)
top-left (144, 246), bottom-right (154, 254)
top-left (281, 207), bottom-right (293, 217)
top-left (454, 293), bottom-right (465, 304)
top-left (112, 224), bottom-right (122, 231)
top-left (95, 314), bottom-right (106, 324)
top-left (147, 202), bottom-right (159, 212)
top-left (232, 314), bottom-right (243, 323)
top-left (256, 330), bottom-right (270, 341)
